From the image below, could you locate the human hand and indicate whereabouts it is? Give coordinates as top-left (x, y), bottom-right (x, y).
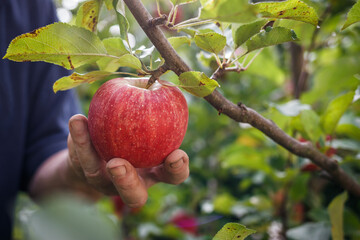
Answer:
top-left (67, 114), bottom-right (189, 208)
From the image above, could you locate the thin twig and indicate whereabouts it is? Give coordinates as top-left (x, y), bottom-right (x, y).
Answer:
top-left (171, 19), bottom-right (215, 30)
top-left (211, 65), bottom-right (245, 80)
top-left (156, 0), bottom-right (161, 17)
top-left (167, 5), bottom-right (175, 26)
top-left (295, 5), bottom-right (331, 98)
top-left (171, 5), bottom-right (178, 25)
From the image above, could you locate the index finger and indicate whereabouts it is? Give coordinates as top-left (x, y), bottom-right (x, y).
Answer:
top-left (69, 114), bottom-right (115, 193)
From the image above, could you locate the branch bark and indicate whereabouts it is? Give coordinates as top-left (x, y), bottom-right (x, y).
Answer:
top-left (123, 0), bottom-right (360, 197)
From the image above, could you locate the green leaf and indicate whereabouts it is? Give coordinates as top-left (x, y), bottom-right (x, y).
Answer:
top-left (53, 71), bottom-right (114, 93)
top-left (289, 173), bottom-right (310, 202)
top-left (28, 195), bottom-right (120, 240)
top-left (101, 37), bottom-right (129, 56)
top-left (168, 36), bottom-right (192, 49)
top-left (275, 19), bottom-right (316, 48)
top-left (320, 91), bottom-right (355, 134)
top-left (255, 0), bottom-right (319, 26)
top-left (233, 19), bottom-right (268, 48)
top-left (194, 32), bottom-right (226, 54)
top-left (300, 109), bottom-right (323, 143)
top-left (274, 100), bottom-right (311, 117)
top-left (342, 0), bottom-right (360, 30)
top-left (179, 71), bottom-right (220, 97)
top-left (180, 28), bottom-right (197, 37)
top-left (287, 222), bottom-right (331, 240)
top-left (244, 48), bottom-right (285, 84)
top-left (213, 223), bottom-right (256, 240)
top-left (220, 145), bottom-right (273, 174)
top-left (328, 192), bottom-right (348, 240)
top-left (3, 23), bottom-right (107, 70)
top-left (97, 54), bottom-right (142, 71)
top-left (332, 139), bottom-right (360, 152)
top-left (200, 0), bottom-right (257, 23)
top-left (213, 194), bottom-right (237, 215)
top-left (112, 0), bottom-right (129, 40)
top-left (336, 123), bottom-right (360, 141)
top-left (170, 0), bottom-right (197, 5)
top-left (197, 51), bottom-right (217, 69)
top-left (290, 115), bottom-right (305, 135)
top-left (104, 0), bottom-right (114, 10)
top-left (245, 27), bottom-right (298, 53)
top-left (76, 0), bottom-right (100, 32)
top-left (301, 57), bottom-right (360, 105)
top-left (96, 37), bottom-right (141, 71)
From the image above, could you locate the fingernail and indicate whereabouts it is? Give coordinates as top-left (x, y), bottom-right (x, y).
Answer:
top-left (109, 165), bottom-right (127, 177)
top-left (170, 158), bottom-right (184, 169)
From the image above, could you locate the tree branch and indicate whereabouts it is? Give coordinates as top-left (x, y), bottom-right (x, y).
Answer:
top-left (148, 14), bottom-right (168, 27)
top-left (123, 0), bottom-right (360, 197)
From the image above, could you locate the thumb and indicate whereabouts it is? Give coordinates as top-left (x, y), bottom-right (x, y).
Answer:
top-left (106, 158), bottom-right (148, 208)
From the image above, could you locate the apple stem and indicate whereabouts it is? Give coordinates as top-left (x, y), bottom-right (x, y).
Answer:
top-left (146, 64), bottom-right (169, 89)
top-left (145, 75), bottom-right (157, 89)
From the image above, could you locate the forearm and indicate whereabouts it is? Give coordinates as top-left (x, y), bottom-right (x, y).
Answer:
top-left (29, 149), bottom-right (102, 201)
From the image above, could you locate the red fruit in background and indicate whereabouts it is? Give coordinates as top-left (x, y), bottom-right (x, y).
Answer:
top-left (298, 137), bottom-right (308, 143)
top-left (291, 202), bottom-right (305, 223)
top-left (272, 189), bottom-right (285, 215)
top-left (325, 147), bottom-right (336, 157)
top-left (325, 135), bottom-right (334, 142)
top-left (112, 196), bottom-right (142, 217)
top-left (301, 163), bottom-right (320, 172)
top-left (112, 196), bottom-right (126, 217)
top-left (171, 211), bottom-right (198, 235)
top-left (88, 78), bottom-right (188, 168)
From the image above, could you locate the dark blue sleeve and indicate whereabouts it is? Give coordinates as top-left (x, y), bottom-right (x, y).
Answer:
top-left (8, 0), bottom-right (82, 191)
top-left (21, 63), bottom-right (81, 191)
top-left (0, 0), bottom-right (82, 237)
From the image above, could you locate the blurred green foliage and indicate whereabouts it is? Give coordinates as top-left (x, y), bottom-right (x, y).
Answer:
top-left (14, 0), bottom-right (360, 239)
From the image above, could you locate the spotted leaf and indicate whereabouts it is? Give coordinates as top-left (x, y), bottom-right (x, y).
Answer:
top-left (213, 223), bottom-right (256, 240)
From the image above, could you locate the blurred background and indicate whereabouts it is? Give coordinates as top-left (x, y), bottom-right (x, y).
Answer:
top-left (13, 0), bottom-right (360, 239)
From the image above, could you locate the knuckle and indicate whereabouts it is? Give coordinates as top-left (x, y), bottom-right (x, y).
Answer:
top-left (76, 137), bottom-right (90, 148)
top-left (116, 180), bottom-right (138, 192)
top-left (84, 168), bottom-right (103, 185)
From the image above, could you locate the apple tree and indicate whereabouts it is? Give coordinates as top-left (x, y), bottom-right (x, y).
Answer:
top-left (5, 0), bottom-right (360, 239)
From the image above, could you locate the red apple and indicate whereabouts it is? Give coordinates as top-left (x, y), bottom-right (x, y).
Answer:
top-left (88, 78), bottom-right (188, 168)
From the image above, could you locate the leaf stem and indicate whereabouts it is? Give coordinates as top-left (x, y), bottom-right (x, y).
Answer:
top-left (167, 5), bottom-right (175, 26)
top-left (171, 5), bottom-right (179, 25)
top-left (214, 54), bottom-right (223, 68)
top-left (230, 48), bottom-right (262, 69)
top-left (156, 0), bottom-right (161, 16)
top-left (112, 71), bottom-right (141, 77)
top-left (171, 19), bottom-right (215, 30)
